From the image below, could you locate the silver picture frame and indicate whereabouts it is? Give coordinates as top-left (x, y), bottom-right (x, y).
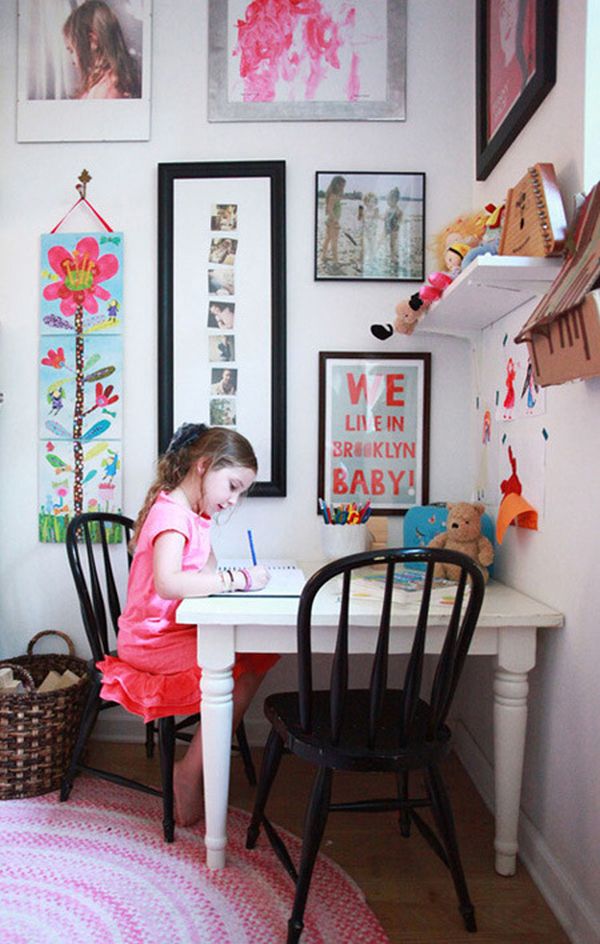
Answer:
top-left (208, 0), bottom-right (406, 122)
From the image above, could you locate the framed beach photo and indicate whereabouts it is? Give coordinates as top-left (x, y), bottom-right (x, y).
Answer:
top-left (318, 352), bottom-right (430, 516)
top-left (315, 171), bottom-right (425, 281)
top-left (476, 0), bottom-right (557, 180)
top-left (17, 0), bottom-right (152, 142)
top-left (158, 160), bottom-right (287, 498)
top-left (208, 0), bottom-right (407, 122)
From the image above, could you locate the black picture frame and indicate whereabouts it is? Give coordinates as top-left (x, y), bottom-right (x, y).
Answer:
top-left (476, 0), bottom-right (557, 181)
top-left (158, 161), bottom-right (287, 496)
top-left (318, 351), bottom-right (430, 516)
top-left (314, 171), bottom-right (426, 282)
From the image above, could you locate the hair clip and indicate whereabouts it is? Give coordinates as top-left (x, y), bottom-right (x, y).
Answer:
top-left (165, 422), bottom-right (208, 455)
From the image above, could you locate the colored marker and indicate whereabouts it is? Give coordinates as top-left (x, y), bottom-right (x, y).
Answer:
top-left (247, 529), bottom-right (257, 565)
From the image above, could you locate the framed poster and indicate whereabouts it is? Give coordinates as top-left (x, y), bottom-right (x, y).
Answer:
top-left (17, 0), bottom-right (152, 142)
top-left (318, 352), bottom-right (430, 515)
top-left (476, 0), bottom-right (557, 180)
top-left (208, 0), bottom-right (406, 122)
top-left (315, 171), bottom-right (425, 281)
top-left (158, 161), bottom-right (287, 497)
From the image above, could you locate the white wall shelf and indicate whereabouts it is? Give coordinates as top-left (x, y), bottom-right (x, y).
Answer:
top-left (422, 255), bottom-right (562, 335)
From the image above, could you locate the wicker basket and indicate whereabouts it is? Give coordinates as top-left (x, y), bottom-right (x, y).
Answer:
top-left (0, 630), bottom-right (90, 800)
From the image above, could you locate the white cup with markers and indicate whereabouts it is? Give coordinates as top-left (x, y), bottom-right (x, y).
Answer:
top-left (319, 499), bottom-right (372, 560)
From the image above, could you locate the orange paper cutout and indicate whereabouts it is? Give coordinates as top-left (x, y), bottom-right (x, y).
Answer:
top-left (496, 493), bottom-right (538, 544)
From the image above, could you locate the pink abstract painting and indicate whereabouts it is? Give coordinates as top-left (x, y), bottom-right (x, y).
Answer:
top-left (229, 0), bottom-right (388, 105)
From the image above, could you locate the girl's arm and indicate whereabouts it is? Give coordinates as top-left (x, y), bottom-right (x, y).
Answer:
top-left (153, 531), bottom-right (269, 599)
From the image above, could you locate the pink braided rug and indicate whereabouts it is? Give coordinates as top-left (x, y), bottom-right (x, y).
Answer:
top-left (0, 776), bottom-right (390, 943)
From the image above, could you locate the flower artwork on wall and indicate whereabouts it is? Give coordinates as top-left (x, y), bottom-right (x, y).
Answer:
top-left (38, 233), bottom-right (123, 542)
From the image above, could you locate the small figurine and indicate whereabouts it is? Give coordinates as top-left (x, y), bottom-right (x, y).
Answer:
top-left (371, 242), bottom-right (471, 340)
top-left (461, 203), bottom-right (505, 268)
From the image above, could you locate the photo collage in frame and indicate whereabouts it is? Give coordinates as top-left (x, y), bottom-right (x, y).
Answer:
top-left (207, 203), bottom-right (239, 427)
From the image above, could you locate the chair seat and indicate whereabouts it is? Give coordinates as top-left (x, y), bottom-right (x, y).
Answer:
top-left (265, 689), bottom-right (452, 772)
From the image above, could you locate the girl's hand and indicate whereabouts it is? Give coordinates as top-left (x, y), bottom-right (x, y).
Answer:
top-left (248, 564), bottom-right (270, 590)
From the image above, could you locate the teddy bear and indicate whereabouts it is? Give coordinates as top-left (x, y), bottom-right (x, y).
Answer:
top-left (427, 502), bottom-right (494, 582)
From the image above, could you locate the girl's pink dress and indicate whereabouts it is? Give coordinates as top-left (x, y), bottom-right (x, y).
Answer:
top-left (98, 492), bottom-right (278, 722)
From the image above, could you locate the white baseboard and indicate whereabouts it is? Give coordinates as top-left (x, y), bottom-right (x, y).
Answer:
top-left (454, 721), bottom-right (600, 944)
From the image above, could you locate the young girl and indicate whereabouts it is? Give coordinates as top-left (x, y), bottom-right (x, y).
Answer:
top-left (320, 175), bottom-right (346, 271)
top-left (97, 423), bottom-right (277, 826)
top-left (384, 187), bottom-right (403, 274)
top-left (63, 0), bottom-right (141, 100)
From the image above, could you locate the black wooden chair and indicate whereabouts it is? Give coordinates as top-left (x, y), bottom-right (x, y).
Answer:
top-left (61, 511), bottom-right (256, 842)
top-left (246, 546), bottom-right (486, 943)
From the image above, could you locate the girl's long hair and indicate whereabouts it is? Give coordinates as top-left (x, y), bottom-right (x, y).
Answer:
top-left (64, 0), bottom-right (141, 98)
top-left (131, 426), bottom-right (257, 546)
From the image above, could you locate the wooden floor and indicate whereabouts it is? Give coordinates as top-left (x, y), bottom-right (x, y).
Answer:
top-left (87, 740), bottom-right (570, 944)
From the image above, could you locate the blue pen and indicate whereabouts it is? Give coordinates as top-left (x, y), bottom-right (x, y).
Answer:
top-left (247, 529), bottom-right (257, 565)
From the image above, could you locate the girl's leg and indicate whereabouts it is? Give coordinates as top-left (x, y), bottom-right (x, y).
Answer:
top-left (321, 221), bottom-right (332, 262)
top-left (173, 671), bottom-right (265, 826)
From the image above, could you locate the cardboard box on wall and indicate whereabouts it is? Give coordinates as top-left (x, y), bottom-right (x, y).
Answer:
top-left (525, 290), bottom-right (600, 386)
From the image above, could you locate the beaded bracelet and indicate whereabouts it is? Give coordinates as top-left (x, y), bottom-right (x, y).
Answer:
top-left (239, 567), bottom-right (252, 591)
top-left (219, 570), bottom-right (236, 593)
top-left (219, 570), bottom-right (232, 592)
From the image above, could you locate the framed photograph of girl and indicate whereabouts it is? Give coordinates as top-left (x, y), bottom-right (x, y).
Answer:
top-left (315, 171), bottom-right (425, 282)
top-left (17, 0), bottom-right (152, 142)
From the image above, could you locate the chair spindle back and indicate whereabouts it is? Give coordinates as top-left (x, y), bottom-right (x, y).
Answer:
top-left (297, 547), bottom-right (485, 749)
top-left (66, 512), bottom-right (134, 663)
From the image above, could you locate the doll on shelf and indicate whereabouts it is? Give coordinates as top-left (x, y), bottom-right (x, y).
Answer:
top-left (371, 241), bottom-right (472, 340)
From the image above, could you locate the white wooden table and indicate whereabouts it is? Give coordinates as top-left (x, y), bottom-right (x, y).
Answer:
top-left (177, 573), bottom-right (563, 875)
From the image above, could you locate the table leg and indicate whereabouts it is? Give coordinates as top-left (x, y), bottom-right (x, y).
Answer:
top-left (200, 663), bottom-right (234, 869)
top-left (493, 666), bottom-right (529, 876)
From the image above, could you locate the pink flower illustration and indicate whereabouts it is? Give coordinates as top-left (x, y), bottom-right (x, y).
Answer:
top-left (94, 383), bottom-right (119, 408)
top-left (42, 236), bottom-right (118, 317)
top-left (41, 347), bottom-right (66, 369)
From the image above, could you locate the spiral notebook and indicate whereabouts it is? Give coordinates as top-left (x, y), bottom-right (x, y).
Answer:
top-left (216, 560), bottom-right (306, 597)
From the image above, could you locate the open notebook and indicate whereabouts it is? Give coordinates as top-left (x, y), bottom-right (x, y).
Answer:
top-left (216, 559), bottom-right (306, 597)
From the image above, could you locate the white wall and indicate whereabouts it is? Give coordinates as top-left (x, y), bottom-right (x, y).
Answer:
top-left (1, 2), bottom-right (597, 941)
top-left (453, 4), bottom-right (600, 943)
top-left (0, 1), bottom-right (474, 653)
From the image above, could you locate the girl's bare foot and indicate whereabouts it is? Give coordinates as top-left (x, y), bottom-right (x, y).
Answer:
top-left (173, 759), bottom-right (203, 826)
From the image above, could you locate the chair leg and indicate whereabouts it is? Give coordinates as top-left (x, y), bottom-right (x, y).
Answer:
top-left (246, 728), bottom-right (285, 849)
top-left (426, 764), bottom-right (476, 933)
top-left (287, 766), bottom-right (333, 944)
top-left (145, 721), bottom-right (156, 759)
top-left (158, 717), bottom-right (176, 843)
top-left (60, 676), bottom-right (102, 801)
top-left (235, 719), bottom-right (257, 786)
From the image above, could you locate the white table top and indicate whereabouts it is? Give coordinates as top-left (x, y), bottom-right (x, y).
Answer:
top-left (177, 565), bottom-right (564, 633)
